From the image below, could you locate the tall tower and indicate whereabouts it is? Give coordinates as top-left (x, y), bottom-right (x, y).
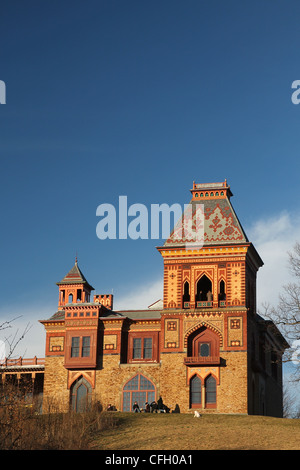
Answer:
top-left (157, 180), bottom-right (265, 413)
top-left (158, 180), bottom-right (263, 312)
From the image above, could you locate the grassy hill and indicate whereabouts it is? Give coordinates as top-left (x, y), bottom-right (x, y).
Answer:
top-left (92, 412), bottom-right (300, 451)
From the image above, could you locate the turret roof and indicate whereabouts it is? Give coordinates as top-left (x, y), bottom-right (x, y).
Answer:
top-left (56, 259), bottom-right (94, 290)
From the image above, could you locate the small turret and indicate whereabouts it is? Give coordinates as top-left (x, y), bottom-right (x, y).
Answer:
top-left (56, 258), bottom-right (94, 307)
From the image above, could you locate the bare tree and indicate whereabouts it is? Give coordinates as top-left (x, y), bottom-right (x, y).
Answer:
top-left (260, 242), bottom-right (300, 382)
top-left (283, 384), bottom-right (300, 418)
top-left (0, 316), bottom-right (31, 361)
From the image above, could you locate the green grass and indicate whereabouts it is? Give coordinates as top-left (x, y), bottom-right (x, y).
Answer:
top-left (92, 412), bottom-right (300, 450)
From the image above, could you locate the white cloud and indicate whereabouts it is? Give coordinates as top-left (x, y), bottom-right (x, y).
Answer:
top-left (247, 211), bottom-right (300, 308)
top-left (114, 277), bottom-right (163, 311)
top-left (0, 306), bottom-right (48, 359)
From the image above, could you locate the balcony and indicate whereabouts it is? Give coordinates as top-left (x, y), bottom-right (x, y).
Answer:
top-left (184, 356), bottom-right (220, 366)
top-left (183, 301), bottom-right (227, 309)
top-left (0, 356), bottom-right (45, 367)
top-left (196, 301), bottom-right (213, 308)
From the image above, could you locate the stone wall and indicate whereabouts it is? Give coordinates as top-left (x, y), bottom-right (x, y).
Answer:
top-left (43, 356), bottom-right (69, 412)
top-left (218, 351), bottom-right (248, 414)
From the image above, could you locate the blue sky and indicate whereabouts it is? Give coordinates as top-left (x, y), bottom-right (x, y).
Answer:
top-left (1, 0), bottom-right (300, 374)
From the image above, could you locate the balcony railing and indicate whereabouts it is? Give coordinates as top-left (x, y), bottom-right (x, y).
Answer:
top-left (0, 357), bottom-right (45, 367)
top-left (196, 301), bottom-right (213, 308)
top-left (184, 356), bottom-right (220, 365)
top-left (183, 301), bottom-right (227, 309)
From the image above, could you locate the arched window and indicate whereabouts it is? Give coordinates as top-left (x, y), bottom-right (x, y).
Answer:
top-left (183, 281), bottom-right (190, 307)
top-left (68, 293), bottom-right (73, 303)
top-left (190, 375), bottom-right (201, 408)
top-left (123, 374), bottom-right (155, 412)
top-left (195, 275), bottom-right (213, 303)
top-left (60, 290), bottom-right (65, 304)
top-left (205, 375), bottom-right (216, 407)
top-left (76, 289), bottom-right (82, 302)
top-left (187, 326), bottom-right (220, 359)
top-left (219, 280), bottom-right (226, 301)
top-left (70, 376), bottom-right (92, 412)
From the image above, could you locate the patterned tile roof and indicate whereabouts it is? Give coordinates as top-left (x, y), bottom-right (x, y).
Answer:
top-left (164, 182), bottom-right (248, 247)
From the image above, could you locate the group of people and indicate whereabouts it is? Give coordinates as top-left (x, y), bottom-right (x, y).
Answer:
top-left (133, 400), bottom-right (160, 413)
top-left (106, 399), bottom-right (170, 413)
top-left (132, 401), bottom-right (167, 413)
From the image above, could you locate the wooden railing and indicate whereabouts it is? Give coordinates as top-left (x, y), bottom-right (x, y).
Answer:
top-left (184, 356), bottom-right (220, 365)
top-left (0, 357), bottom-right (45, 367)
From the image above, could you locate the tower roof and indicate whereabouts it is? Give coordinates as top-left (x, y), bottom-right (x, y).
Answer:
top-left (56, 259), bottom-right (94, 290)
top-left (163, 180), bottom-right (249, 248)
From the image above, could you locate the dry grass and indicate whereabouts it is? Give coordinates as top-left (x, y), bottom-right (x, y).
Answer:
top-left (93, 412), bottom-right (300, 450)
top-left (0, 383), bottom-right (117, 450)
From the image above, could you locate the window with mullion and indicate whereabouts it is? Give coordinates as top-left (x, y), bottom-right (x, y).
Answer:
top-left (132, 337), bottom-right (153, 360)
top-left (71, 336), bottom-right (91, 358)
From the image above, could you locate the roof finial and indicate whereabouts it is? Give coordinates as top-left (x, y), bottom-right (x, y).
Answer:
top-left (75, 252), bottom-right (78, 264)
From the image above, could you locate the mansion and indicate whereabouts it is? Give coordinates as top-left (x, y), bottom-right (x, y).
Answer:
top-left (2, 181), bottom-right (289, 416)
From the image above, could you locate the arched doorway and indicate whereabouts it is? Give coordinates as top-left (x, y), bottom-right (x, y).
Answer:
top-left (70, 376), bottom-right (92, 412)
top-left (122, 374), bottom-right (156, 412)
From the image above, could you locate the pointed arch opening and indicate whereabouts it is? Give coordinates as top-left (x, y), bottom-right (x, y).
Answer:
top-left (195, 275), bottom-right (213, 304)
top-left (185, 326), bottom-right (220, 365)
top-left (70, 376), bottom-right (92, 412)
top-left (219, 279), bottom-right (226, 304)
top-left (182, 281), bottom-right (190, 307)
top-left (205, 375), bottom-right (217, 408)
top-left (190, 374), bottom-right (202, 408)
